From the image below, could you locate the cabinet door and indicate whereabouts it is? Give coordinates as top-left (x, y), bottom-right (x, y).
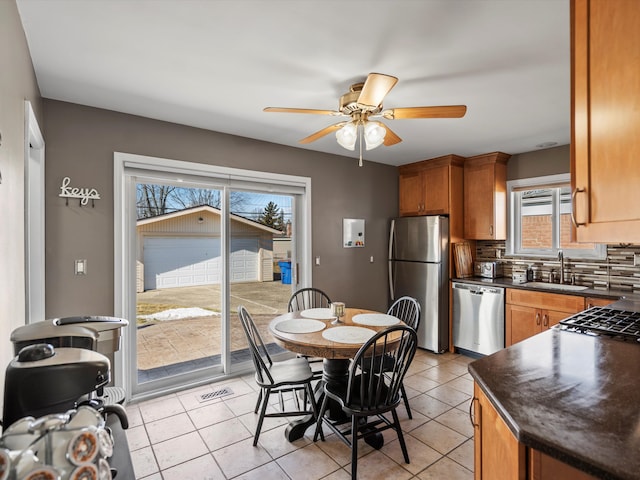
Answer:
top-left (474, 384), bottom-right (525, 480)
top-left (424, 165), bottom-right (450, 214)
top-left (464, 162), bottom-right (495, 239)
top-left (572, 0), bottom-right (640, 243)
top-left (530, 449), bottom-right (598, 480)
top-left (542, 309), bottom-right (570, 331)
top-left (399, 171), bottom-right (424, 216)
top-left (506, 304), bottom-right (541, 346)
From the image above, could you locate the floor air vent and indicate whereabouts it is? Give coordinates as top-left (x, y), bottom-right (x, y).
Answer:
top-left (198, 387), bottom-right (233, 403)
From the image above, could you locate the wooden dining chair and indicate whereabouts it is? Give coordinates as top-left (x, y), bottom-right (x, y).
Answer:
top-left (313, 325), bottom-right (418, 480)
top-left (237, 305), bottom-right (322, 445)
top-left (287, 287), bottom-right (332, 378)
top-left (387, 296), bottom-right (421, 418)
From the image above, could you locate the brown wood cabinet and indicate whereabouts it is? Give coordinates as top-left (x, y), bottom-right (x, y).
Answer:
top-left (472, 383), bottom-right (524, 480)
top-left (398, 154), bottom-right (464, 218)
top-left (463, 152), bottom-right (510, 240)
top-left (473, 383), bottom-right (598, 480)
top-left (505, 289), bottom-right (584, 346)
top-left (571, 0), bottom-right (640, 243)
top-left (584, 296), bottom-right (615, 309)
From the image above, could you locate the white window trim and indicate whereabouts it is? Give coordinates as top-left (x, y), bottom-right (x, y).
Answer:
top-left (506, 174), bottom-right (606, 259)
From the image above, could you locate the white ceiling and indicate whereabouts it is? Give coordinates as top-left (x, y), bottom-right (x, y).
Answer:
top-left (16, 0), bottom-right (570, 167)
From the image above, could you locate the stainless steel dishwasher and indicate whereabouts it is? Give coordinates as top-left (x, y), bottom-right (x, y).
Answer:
top-left (452, 282), bottom-right (504, 356)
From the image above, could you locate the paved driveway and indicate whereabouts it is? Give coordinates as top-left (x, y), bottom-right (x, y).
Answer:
top-left (135, 281), bottom-right (293, 371)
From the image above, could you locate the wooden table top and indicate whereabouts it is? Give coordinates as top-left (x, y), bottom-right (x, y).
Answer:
top-left (268, 308), bottom-right (404, 360)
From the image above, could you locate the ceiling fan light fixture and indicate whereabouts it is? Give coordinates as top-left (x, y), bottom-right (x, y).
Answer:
top-left (364, 121), bottom-right (386, 150)
top-left (336, 122), bottom-right (357, 150)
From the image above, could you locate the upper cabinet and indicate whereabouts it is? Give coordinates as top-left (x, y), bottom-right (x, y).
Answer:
top-left (571, 0), bottom-right (640, 243)
top-left (398, 154), bottom-right (464, 215)
top-left (463, 152), bottom-right (510, 240)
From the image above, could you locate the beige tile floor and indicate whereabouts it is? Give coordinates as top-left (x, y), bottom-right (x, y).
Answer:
top-left (125, 349), bottom-right (475, 480)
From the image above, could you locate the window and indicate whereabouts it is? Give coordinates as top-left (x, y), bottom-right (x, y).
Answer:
top-left (506, 174), bottom-right (606, 259)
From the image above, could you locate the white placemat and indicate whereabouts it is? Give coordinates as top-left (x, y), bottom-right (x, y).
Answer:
top-left (352, 313), bottom-right (401, 327)
top-left (300, 308), bottom-right (334, 320)
top-left (322, 326), bottom-right (376, 344)
top-left (274, 319), bottom-right (326, 334)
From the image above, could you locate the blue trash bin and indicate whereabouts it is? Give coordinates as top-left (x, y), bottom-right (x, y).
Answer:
top-left (278, 260), bottom-right (292, 284)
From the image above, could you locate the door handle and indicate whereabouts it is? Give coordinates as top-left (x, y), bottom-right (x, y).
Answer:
top-left (571, 187), bottom-right (587, 228)
top-left (469, 397), bottom-right (479, 428)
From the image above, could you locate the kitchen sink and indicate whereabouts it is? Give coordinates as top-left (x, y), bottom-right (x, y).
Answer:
top-left (524, 282), bottom-right (589, 292)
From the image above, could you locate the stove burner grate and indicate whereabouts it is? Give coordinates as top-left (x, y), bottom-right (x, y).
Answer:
top-left (559, 307), bottom-right (640, 341)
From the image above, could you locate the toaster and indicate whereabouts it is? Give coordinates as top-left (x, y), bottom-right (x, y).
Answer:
top-left (474, 261), bottom-right (503, 278)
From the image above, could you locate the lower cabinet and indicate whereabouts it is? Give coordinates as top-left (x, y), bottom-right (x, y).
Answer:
top-left (472, 384), bottom-right (524, 479)
top-left (473, 383), bottom-right (598, 480)
top-left (505, 289), bottom-right (584, 347)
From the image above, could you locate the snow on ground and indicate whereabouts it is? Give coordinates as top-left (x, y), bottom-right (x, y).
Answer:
top-left (138, 307), bottom-right (220, 321)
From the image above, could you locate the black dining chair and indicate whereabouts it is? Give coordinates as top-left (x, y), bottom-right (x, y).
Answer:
top-left (387, 296), bottom-right (421, 418)
top-left (287, 287), bottom-right (332, 312)
top-left (287, 287), bottom-right (332, 378)
top-left (314, 325), bottom-right (417, 480)
top-left (237, 306), bottom-right (322, 445)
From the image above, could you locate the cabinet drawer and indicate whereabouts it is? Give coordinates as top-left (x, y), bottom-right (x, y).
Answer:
top-left (506, 289), bottom-right (584, 314)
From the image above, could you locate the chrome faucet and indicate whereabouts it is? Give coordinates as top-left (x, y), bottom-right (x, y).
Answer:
top-left (558, 250), bottom-right (565, 284)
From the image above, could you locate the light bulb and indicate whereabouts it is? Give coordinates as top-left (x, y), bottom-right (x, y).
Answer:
top-left (364, 121), bottom-right (386, 150)
top-left (336, 122), bottom-right (357, 150)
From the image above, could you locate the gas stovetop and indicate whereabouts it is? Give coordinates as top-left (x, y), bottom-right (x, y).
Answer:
top-left (559, 306), bottom-right (640, 343)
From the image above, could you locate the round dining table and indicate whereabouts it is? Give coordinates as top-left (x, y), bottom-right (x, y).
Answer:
top-left (268, 307), bottom-right (405, 445)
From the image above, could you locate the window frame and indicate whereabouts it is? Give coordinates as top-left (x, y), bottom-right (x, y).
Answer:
top-left (506, 174), bottom-right (606, 259)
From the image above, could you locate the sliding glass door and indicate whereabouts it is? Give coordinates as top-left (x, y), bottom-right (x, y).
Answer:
top-left (114, 153), bottom-right (311, 400)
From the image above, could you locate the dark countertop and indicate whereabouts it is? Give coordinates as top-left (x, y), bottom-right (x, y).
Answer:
top-left (452, 276), bottom-right (634, 301)
top-left (469, 325), bottom-right (640, 480)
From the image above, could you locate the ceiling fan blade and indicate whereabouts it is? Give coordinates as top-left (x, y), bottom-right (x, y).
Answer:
top-left (357, 73), bottom-right (398, 108)
top-left (382, 124), bottom-right (402, 146)
top-left (299, 122), bottom-right (347, 144)
top-left (264, 107), bottom-right (340, 115)
top-left (383, 105), bottom-right (467, 120)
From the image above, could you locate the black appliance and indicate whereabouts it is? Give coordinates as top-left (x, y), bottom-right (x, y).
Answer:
top-left (558, 306), bottom-right (640, 342)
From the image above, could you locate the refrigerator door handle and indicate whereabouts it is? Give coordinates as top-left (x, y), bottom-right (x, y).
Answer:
top-left (388, 219), bottom-right (396, 260)
top-left (388, 219), bottom-right (396, 300)
top-left (388, 260), bottom-right (395, 300)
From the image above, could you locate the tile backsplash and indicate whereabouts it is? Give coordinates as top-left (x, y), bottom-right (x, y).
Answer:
top-left (476, 241), bottom-right (640, 293)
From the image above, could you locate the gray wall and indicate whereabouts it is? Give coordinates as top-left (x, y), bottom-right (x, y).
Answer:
top-left (42, 100), bottom-right (398, 317)
top-left (0, 0), bottom-right (43, 411)
top-left (507, 144), bottom-right (569, 180)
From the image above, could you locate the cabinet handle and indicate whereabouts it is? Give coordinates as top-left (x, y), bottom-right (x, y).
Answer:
top-left (469, 397), bottom-right (479, 427)
top-left (571, 187), bottom-right (587, 228)
top-left (543, 314), bottom-right (548, 327)
top-left (535, 312), bottom-right (541, 325)
top-left (489, 225), bottom-right (493, 236)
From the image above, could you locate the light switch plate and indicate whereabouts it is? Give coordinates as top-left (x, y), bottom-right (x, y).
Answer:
top-left (635, 253), bottom-right (640, 267)
top-left (75, 259), bottom-right (87, 275)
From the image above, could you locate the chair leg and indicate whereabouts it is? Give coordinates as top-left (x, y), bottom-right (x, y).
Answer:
top-left (253, 387), bottom-right (271, 446)
top-left (392, 408), bottom-right (410, 464)
top-left (306, 383), bottom-right (324, 441)
top-left (350, 415), bottom-right (359, 480)
top-left (254, 389), bottom-right (262, 414)
top-left (313, 394), bottom-right (329, 442)
top-left (401, 384), bottom-right (413, 419)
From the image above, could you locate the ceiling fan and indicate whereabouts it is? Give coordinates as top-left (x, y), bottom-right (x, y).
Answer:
top-left (264, 73), bottom-right (467, 166)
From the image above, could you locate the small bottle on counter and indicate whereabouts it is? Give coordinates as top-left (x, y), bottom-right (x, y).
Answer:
top-left (526, 265), bottom-right (534, 282)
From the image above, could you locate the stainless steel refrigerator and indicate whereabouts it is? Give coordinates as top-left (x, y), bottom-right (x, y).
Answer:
top-left (388, 216), bottom-right (449, 352)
